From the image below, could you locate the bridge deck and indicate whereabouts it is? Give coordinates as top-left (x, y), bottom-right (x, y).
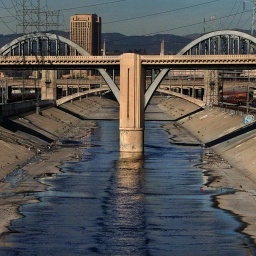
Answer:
top-left (0, 54), bottom-right (255, 69)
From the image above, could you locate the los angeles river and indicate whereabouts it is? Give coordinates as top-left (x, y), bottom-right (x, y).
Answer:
top-left (0, 121), bottom-right (255, 255)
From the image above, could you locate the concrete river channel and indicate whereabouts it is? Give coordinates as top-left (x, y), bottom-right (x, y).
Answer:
top-left (0, 120), bottom-right (255, 255)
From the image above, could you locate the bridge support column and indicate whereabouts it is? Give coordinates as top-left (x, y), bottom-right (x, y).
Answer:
top-left (120, 53), bottom-right (145, 152)
top-left (192, 86), bottom-right (195, 98)
top-left (203, 70), bottom-right (220, 106)
top-left (41, 70), bottom-right (57, 100)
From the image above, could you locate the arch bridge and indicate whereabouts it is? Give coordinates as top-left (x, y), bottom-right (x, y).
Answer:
top-left (178, 30), bottom-right (256, 55)
top-left (1, 30), bottom-right (256, 152)
top-left (0, 32), bottom-right (120, 102)
top-left (149, 30), bottom-right (256, 106)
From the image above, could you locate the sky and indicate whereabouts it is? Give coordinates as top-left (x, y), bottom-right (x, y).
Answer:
top-left (0, 0), bottom-right (254, 36)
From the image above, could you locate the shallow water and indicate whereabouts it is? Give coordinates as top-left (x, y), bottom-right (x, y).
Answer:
top-left (0, 121), bottom-right (255, 256)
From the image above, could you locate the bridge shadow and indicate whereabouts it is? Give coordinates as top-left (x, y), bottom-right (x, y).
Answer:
top-left (205, 121), bottom-right (256, 147)
top-left (58, 94), bottom-right (204, 121)
top-left (2, 118), bottom-right (54, 144)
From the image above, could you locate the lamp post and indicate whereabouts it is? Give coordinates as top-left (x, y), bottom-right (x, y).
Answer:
top-left (246, 70), bottom-right (251, 115)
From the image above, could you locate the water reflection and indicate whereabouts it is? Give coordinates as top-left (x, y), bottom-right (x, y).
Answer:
top-left (102, 152), bottom-right (148, 255)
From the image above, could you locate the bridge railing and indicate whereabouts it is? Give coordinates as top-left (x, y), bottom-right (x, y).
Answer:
top-left (141, 54), bottom-right (256, 62)
top-left (0, 55), bottom-right (120, 61)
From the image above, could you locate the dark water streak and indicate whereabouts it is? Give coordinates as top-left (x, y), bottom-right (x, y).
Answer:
top-left (0, 120), bottom-right (255, 256)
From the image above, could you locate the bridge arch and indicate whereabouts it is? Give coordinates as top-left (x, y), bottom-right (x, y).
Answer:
top-left (0, 32), bottom-right (120, 102)
top-left (0, 32), bottom-right (89, 56)
top-left (177, 30), bottom-right (256, 55)
top-left (145, 30), bottom-right (256, 108)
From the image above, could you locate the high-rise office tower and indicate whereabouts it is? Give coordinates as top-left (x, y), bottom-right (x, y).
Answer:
top-left (70, 14), bottom-right (102, 56)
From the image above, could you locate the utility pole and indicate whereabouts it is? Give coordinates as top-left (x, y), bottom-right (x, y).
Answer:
top-left (251, 0), bottom-right (256, 35)
top-left (203, 16), bottom-right (216, 34)
top-left (160, 39), bottom-right (165, 55)
top-left (244, 0), bottom-right (256, 35)
top-left (210, 16), bottom-right (216, 32)
top-left (246, 71), bottom-right (250, 114)
top-left (18, 0), bottom-right (62, 34)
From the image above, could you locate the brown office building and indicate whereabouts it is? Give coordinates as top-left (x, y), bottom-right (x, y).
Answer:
top-left (70, 14), bottom-right (102, 56)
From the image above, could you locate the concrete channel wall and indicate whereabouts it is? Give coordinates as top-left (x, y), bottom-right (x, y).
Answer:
top-left (177, 105), bottom-right (256, 184)
top-left (0, 100), bottom-right (54, 122)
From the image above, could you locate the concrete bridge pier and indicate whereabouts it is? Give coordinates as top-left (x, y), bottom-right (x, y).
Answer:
top-left (41, 70), bottom-right (57, 100)
top-left (120, 53), bottom-right (145, 152)
top-left (203, 70), bottom-right (220, 105)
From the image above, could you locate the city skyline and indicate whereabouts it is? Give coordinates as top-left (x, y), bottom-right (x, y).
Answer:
top-left (0, 0), bottom-right (254, 36)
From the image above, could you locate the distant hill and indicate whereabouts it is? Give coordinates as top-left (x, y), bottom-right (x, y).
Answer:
top-left (0, 33), bottom-right (23, 48)
top-left (0, 30), bottom-right (70, 49)
top-left (0, 29), bottom-right (253, 55)
top-left (102, 33), bottom-right (192, 54)
top-left (0, 31), bottom-right (192, 55)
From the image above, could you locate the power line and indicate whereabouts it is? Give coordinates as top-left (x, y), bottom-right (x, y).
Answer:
top-left (239, 13), bottom-right (252, 28)
top-left (14, 0), bottom-right (62, 34)
top-left (243, 0), bottom-right (256, 35)
top-left (48, 0), bottom-right (128, 33)
top-left (104, 0), bottom-right (221, 25)
top-left (104, 9), bottom-right (252, 45)
top-left (0, 0), bottom-right (128, 33)
top-left (0, 17), bottom-right (16, 33)
top-left (52, 0), bottom-right (128, 12)
top-left (149, 8), bottom-right (251, 34)
top-left (0, 0), bottom-right (16, 18)
top-left (236, 11), bottom-right (245, 28)
top-left (251, 0), bottom-right (256, 35)
top-left (0, 1), bottom-right (15, 10)
top-left (0, 0), bottom-right (17, 33)
top-left (0, 0), bottom-right (124, 20)
top-left (221, 0), bottom-right (238, 27)
top-left (227, 1), bottom-right (242, 29)
top-left (0, 0), bottom-right (253, 40)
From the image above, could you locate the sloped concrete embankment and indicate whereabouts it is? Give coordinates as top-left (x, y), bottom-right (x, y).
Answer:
top-left (159, 97), bottom-right (256, 244)
top-left (0, 107), bottom-right (95, 180)
top-left (178, 106), bottom-right (256, 185)
top-left (0, 96), bottom-right (119, 179)
top-left (0, 98), bottom-right (104, 236)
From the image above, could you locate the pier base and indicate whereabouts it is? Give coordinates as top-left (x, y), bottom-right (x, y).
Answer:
top-left (120, 128), bottom-right (144, 152)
